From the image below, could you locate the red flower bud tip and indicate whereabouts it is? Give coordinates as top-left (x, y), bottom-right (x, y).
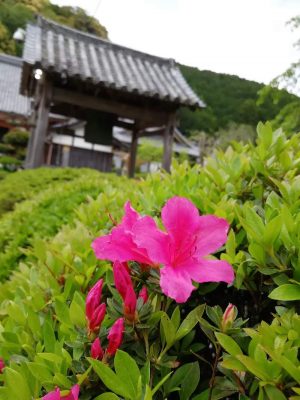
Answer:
top-left (221, 303), bottom-right (236, 332)
top-left (42, 384), bottom-right (80, 400)
top-left (91, 337), bottom-right (104, 360)
top-left (138, 286), bottom-right (148, 303)
top-left (107, 317), bottom-right (124, 356)
top-left (0, 358), bottom-right (5, 373)
top-left (86, 279), bottom-right (106, 333)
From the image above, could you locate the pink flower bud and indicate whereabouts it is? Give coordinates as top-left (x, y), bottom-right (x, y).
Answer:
top-left (91, 337), bottom-right (104, 360)
top-left (113, 261), bottom-right (137, 320)
top-left (138, 286), bottom-right (148, 303)
top-left (107, 318), bottom-right (124, 356)
top-left (221, 303), bottom-right (236, 332)
top-left (113, 261), bottom-right (132, 301)
top-left (88, 303), bottom-right (106, 333)
top-left (0, 358), bottom-right (5, 373)
top-left (42, 384), bottom-right (80, 400)
top-left (86, 279), bottom-right (106, 332)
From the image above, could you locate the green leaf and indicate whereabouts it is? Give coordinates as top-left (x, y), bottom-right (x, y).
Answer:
top-left (69, 292), bottom-right (86, 327)
top-left (4, 367), bottom-right (32, 400)
top-left (269, 284), bottom-right (300, 301)
top-left (161, 313), bottom-right (176, 347)
top-left (43, 320), bottom-right (56, 353)
top-left (171, 306), bottom-right (181, 331)
top-left (215, 332), bottom-right (243, 356)
top-left (144, 385), bottom-right (153, 400)
top-left (262, 346), bottom-right (300, 384)
top-left (88, 358), bottom-right (131, 398)
top-left (264, 385), bottom-right (287, 400)
top-left (176, 304), bottom-right (205, 341)
top-left (264, 216), bottom-right (282, 246)
top-left (114, 350), bottom-right (140, 399)
top-left (179, 362), bottom-right (200, 400)
top-left (236, 355), bottom-right (270, 381)
top-left (93, 394), bottom-right (120, 400)
top-left (152, 372), bottom-right (172, 396)
top-left (220, 356), bottom-right (246, 371)
top-left (27, 362), bottom-right (53, 382)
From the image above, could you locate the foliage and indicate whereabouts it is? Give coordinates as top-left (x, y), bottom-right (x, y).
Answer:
top-left (0, 155), bottom-right (22, 171)
top-left (0, 123), bottom-right (299, 399)
top-left (3, 129), bottom-right (29, 146)
top-left (0, 167), bottom-right (95, 216)
top-left (138, 140), bottom-right (163, 165)
top-left (0, 169), bottom-right (120, 280)
top-left (0, 129), bottom-right (29, 170)
top-left (179, 66), bottom-right (297, 134)
top-left (271, 100), bottom-right (300, 134)
top-left (0, 22), bottom-right (15, 55)
top-left (0, 0), bottom-right (107, 56)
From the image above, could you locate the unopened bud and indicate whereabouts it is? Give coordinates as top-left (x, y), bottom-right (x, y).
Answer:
top-left (221, 303), bottom-right (236, 332)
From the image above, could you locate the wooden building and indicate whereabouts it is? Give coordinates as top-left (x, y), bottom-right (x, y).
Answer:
top-left (0, 54), bottom-right (30, 138)
top-left (21, 16), bottom-right (204, 176)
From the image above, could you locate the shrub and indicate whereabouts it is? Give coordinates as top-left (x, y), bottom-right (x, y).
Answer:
top-left (0, 155), bottom-right (22, 171)
top-left (0, 123), bottom-right (299, 399)
top-left (2, 129), bottom-right (29, 146)
top-left (0, 167), bottom-right (97, 216)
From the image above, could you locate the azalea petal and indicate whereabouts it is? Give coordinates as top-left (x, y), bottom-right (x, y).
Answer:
top-left (92, 227), bottom-right (151, 264)
top-left (121, 201), bottom-right (140, 230)
top-left (187, 259), bottom-right (235, 284)
top-left (133, 216), bottom-right (170, 265)
top-left (161, 197), bottom-right (201, 241)
top-left (194, 216), bottom-right (229, 256)
top-left (160, 265), bottom-right (196, 303)
top-left (42, 388), bottom-right (60, 400)
top-left (63, 384), bottom-right (80, 400)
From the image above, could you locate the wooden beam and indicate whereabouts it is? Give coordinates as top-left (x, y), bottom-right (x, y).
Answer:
top-left (25, 79), bottom-right (52, 168)
top-left (162, 115), bottom-right (176, 172)
top-left (128, 125), bottom-right (139, 178)
top-left (52, 88), bottom-right (170, 126)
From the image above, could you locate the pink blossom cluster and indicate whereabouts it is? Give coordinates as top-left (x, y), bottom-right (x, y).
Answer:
top-left (93, 196), bottom-right (234, 303)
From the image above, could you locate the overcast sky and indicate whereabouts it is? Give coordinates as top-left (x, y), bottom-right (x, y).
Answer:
top-left (52, 0), bottom-right (299, 84)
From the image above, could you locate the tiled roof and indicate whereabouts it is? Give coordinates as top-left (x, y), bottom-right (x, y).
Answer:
top-left (23, 17), bottom-right (204, 108)
top-left (0, 54), bottom-right (30, 117)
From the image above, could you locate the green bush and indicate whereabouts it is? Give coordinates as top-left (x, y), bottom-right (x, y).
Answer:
top-left (2, 129), bottom-right (29, 146)
top-left (0, 169), bottom-right (125, 280)
top-left (0, 167), bottom-right (96, 217)
top-left (0, 123), bottom-right (299, 399)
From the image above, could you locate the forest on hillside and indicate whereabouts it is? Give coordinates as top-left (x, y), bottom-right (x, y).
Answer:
top-left (179, 66), bottom-right (299, 135)
top-left (0, 0), bottom-right (299, 137)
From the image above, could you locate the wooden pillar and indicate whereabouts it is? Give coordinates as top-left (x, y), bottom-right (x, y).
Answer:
top-left (128, 125), bottom-right (139, 178)
top-left (25, 78), bottom-right (52, 169)
top-left (162, 114), bottom-right (176, 172)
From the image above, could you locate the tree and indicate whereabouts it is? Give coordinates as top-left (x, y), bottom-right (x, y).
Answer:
top-left (0, 22), bottom-right (15, 55)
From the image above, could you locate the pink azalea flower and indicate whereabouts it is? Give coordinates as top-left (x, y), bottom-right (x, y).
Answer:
top-left (113, 261), bottom-right (137, 320)
top-left (0, 358), bottom-right (5, 373)
top-left (86, 279), bottom-right (106, 333)
top-left (91, 337), bottom-right (104, 360)
top-left (138, 286), bottom-right (149, 303)
top-left (133, 196), bottom-right (235, 303)
top-left (92, 202), bottom-right (154, 265)
top-left (42, 384), bottom-right (80, 400)
top-left (107, 318), bottom-right (124, 356)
